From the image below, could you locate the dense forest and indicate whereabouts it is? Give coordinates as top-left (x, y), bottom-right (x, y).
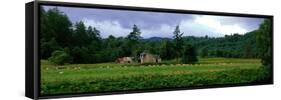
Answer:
top-left (40, 7), bottom-right (272, 66)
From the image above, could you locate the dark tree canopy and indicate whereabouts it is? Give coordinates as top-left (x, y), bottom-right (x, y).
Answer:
top-left (160, 40), bottom-right (176, 60)
top-left (200, 47), bottom-right (209, 58)
top-left (182, 44), bottom-right (198, 64)
top-left (256, 19), bottom-right (272, 66)
top-left (73, 21), bottom-right (88, 46)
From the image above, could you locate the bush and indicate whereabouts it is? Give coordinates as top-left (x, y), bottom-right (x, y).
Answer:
top-left (48, 50), bottom-right (72, 65)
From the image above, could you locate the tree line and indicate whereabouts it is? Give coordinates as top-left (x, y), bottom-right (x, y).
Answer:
top-left (40, 7), bottom-right (272, 67)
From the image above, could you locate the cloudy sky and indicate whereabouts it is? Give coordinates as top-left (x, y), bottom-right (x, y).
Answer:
top-left (43, 6), bottom-right (264, 38)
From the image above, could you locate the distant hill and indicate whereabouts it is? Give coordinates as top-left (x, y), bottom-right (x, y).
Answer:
top-left (182, 31), bottom-right (259, 58)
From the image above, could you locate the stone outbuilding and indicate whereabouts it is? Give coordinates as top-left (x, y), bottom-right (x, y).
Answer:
top-left (140, 52), bottom-right (161, 64)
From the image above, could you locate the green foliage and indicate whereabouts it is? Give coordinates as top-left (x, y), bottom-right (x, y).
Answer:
top-left (183, 32), bottom-right (260, 58)
top-left (87, 26), bottom-right (101, 41)
top-left (173, 25), bottom-right (184, 58)
top-left (70, 47), bottom-right (88, 63)
top-left (40, 38), bottom-right (61, 59)
top-left (40, 7), bottom-right (73, 47)
top-left (256, 19), bottom-right (272, 66)
top-left (40, 8), bottom-right (105, 63)
top-left (160, 40), bottom-right (176, 60)
top-left (200, 47), bottom-right (208, 58)
top-left (48, 50), bottom-right (72, 65)
top-left (127, 24), bottom-right (142, 42)
top-left (182, 44), bottom-right (198, 64)
top-left (73, 21), bottom-right (89, 46)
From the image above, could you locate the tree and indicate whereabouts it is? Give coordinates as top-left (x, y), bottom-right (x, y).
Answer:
top-left (87, 26), bottom-right (102, 52)
top-left (70, 46), bottom-right (90, 63)
top-left (40, 38), bottom-right (61, 59)
top-left (243, 41), bottom-right (253, 58)
top-left (127, 24), bottom-right (142, 42)
top-left (102, 35), bottom-right (122, 61)
top-left (215, 49), bottom-right (223, 57)
top-left (87, 26), bottom-right (101, 41)
top-left (173, 25), bottom-right (184, 61)
top-left (125, 24), bottom-right (142, 56)
top-left (200, 47), bottom-right (209, 58)
top-left (182, 44), bottom-right (198, 64)
top-left (205, 35), bottom-right (209, 39)
top-left (41, 7), bottom-right (73, 47)
top-left (73, 21), bottom-right (89, 46)
top-left (160, 40), bottom-right (175, 60)
top-left (106, 35), bottom-right (116, 48)
top-left (40, 7), bottom-right (73, 59)
top-left (256, 19), bottom-right (272, 66)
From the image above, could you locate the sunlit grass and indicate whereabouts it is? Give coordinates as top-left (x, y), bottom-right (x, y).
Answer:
top-left (40, 57), bottom-right (271, 95)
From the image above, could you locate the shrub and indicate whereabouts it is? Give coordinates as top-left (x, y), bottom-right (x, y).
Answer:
top-left (48, 50), bottom-right (72, 65)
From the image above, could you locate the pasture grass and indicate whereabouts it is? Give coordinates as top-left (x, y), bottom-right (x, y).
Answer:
top-left (40, 58), bottom-right (271, 95)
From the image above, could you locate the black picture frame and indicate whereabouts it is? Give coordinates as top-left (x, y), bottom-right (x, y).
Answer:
top-left (26, 1), bottom-right (274, 99)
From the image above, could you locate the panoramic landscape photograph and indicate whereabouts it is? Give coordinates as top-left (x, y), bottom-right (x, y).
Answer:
top-left (39, 5), bottom-right (273, 95)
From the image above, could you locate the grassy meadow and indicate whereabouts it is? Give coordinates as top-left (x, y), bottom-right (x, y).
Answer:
top-left (38, 7), bottom-right (273, 96)
top-left (40, 57), bottom-right (271, 95)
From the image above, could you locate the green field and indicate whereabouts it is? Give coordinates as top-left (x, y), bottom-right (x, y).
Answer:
top-left (40, 57), bottom-right (271, 95)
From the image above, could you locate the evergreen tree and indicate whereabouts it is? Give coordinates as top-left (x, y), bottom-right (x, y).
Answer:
top-left (127, 24), bottom-right (142, 42)
top-left (173, 25), bottom-right (184, 61)
top-left (125, 24), bottom-right (142, 56)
